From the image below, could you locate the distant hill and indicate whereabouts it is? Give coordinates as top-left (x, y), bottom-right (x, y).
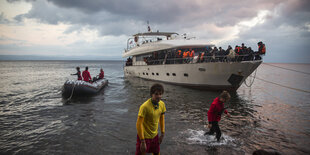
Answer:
top-left (0, 55), bottom-right (124, 60)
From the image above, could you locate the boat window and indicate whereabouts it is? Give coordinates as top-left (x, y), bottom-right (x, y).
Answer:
top-left (172, 73), bottom-right (176, 76)
top-left (143, 72), bottom-right (145, 75)
top-left (184, 73), bottom-right (188, 77)
top-left (146, 73), bottom-right (148, 75)
top-left (198, 68), bottom-right (206, 71)
top-left (152, 72), bottom-right (154, 75)
top-left (166, 73), bottom-right (170, 76)
top-left (156, 73), bottom-right (159, 76)
top-left (136, 54), bottom-right (152, 61)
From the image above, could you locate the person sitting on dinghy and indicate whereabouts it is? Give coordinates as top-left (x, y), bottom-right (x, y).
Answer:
top-left (82, 66), bottom-right (92, 83)
top-left (71, 67), bottom-right (82, 80)
top-left (93, 68), bottom-right (104, 82)
top-left (99, 69), bottom-right (104, 79)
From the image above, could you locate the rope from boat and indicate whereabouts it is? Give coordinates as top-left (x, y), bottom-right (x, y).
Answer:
top-left (67, 83), bottom-right (76, 101)
top-left (250, 76), bottom-right (310, 94)
top-left (244, 69), bottom-right (257, 87)
top-left (263, 63), bottom-right (310, 75)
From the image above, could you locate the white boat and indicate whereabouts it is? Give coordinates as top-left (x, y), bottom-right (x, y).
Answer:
top-left (122, 31), bottom-right (262, 91)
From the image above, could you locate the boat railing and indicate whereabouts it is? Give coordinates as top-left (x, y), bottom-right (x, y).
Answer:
top-left (126, 36), bottom-right (168, 52)
top-left (125, 53), bottom-right (263, 66)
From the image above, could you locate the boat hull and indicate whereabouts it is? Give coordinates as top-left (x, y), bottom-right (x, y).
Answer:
top-left (124, 61), bottom-right (262, 91)
top-left (62, 79), bottom-right (108, 97)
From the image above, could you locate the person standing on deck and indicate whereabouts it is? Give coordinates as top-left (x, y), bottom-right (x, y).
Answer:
top-left (71, 67), bottom-right (82, 80)
top-left (136, 84), bottom-right (166, 155)
top-left (176, 49), bottom-right (183, 64)
top-left (227, 48), bottom-right (236, 62)
top-left (200, 51), bottom-right (205, 63)
top-left (205, 91), bottom-right (231, 142)
top-left (183, 50), bottom-right (188, 63)
top-left (82, 66), bottom-right (92, 82)
top-left (258, 41), bottom-right (266, 55)
top-left (189, 49), bottom-right (195, 63)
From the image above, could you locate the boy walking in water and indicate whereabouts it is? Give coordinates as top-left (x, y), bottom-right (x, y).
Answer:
top-left (205, 91), bottom-right (231, 142)
top-left (136, 84), bottom-right (166, 155)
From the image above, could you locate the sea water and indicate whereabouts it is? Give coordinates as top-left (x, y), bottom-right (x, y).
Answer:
top-left (0, 61), bottom-right (309, 154)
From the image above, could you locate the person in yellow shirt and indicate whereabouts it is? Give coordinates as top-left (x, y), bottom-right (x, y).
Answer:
top-left (136, 83), bottom-right (166, 155)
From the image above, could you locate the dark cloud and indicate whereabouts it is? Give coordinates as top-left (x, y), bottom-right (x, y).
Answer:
top-left (47, 0), bottom-right (183, 22)
top-left (268, 0), bottom-right (310, 29)
top-left (12, 0), bottom-right (287, 35)
top-left (6, 0), bottom-right (35, 2)
top-left (219, 1), bottom-right (310, 63)
top-left (4, 0), bottom-right (310, 62)
top-left (46, 0), bottom-right (286, 27)
top-left (13, 0), bottom-right (143, 35)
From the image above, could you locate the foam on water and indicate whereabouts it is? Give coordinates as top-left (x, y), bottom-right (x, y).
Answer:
top-left (183, 129), bottom-right (237, 147)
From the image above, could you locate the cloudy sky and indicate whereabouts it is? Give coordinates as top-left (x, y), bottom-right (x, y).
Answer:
top-left (0, 0), bottom-right (309, 62)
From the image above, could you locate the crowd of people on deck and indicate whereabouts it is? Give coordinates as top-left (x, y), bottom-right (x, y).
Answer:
top-left (71, 66), bottom-right (105, 83)
top-left (125, 41), bottom-right (266, 66)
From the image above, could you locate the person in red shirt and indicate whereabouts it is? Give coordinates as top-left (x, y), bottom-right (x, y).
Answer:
top-left (82, 66), bottom-right (92, 82)
top-left (71, 67), bottom-right (82, 80)
top-left (99, 68), bottom-right (104, 79)
top-left (205, 91), bottom-right (231, 142)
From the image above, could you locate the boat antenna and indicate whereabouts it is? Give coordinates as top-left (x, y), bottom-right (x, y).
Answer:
top-left (147, 21), bottom-right (151, 32)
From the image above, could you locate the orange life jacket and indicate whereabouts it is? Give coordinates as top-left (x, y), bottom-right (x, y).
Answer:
top-left (190, 50), bottom-right (194, 57)
top-left (258, 44), bottom-right (266, 54)
top-left (178, 50), bottom-right (182, 56)
top-left (183, 51), bottom-right (187, 58)
top-left (200, 52), bottom-right (205, 60)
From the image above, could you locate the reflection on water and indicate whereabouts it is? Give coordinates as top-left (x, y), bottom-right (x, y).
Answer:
top-left (0, 61), bottom-right (310, 154)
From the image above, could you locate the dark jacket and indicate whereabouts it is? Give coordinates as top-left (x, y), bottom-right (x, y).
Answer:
top-left (99, 70), bottom-right (104, 79)
top-left (73, 71), bottom-right (82, 80)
